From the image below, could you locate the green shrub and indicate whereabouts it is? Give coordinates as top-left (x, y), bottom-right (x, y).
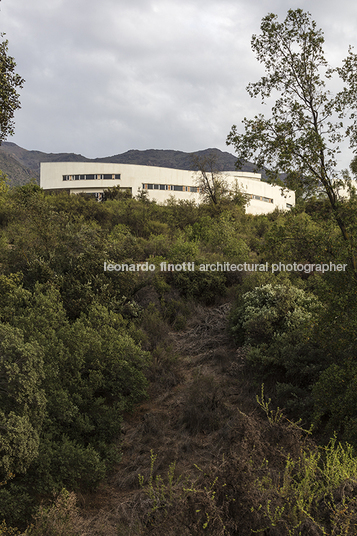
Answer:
top-left (230, 284), bottom-right (325, 421)
top-left (230, 284), bottom-right (321, 347)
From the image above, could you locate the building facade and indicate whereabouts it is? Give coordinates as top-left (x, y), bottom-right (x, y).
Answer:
top-left (40, 162), bottom-right (295, 215)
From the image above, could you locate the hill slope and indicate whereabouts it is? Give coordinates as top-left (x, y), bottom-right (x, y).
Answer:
top-left (26, 298), bottom-right (355, 535)
top-left (0, 150), bottom-right (36, 186)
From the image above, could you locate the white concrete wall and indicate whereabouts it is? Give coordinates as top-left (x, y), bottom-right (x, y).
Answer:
top-left (40, 162), bottom-right (295, 214)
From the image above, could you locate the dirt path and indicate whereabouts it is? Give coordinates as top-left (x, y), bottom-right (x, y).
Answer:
top-left (81, 302), bottom-right (259, 530)
top-left (104, 303), bottom-right (253, 495)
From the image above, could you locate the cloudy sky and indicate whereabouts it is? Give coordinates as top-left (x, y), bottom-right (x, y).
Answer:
top-left (1, 0), bottom-right (357, 160)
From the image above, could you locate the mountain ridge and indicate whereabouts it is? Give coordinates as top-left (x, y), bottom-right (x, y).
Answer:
top-left (0, 143), bottom-right (261, 186)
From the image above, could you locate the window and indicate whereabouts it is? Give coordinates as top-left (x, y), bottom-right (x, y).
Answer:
top-left (139, 183), bottom-right (199, 194)
top-left (63, 172), bottom-right (120, 181)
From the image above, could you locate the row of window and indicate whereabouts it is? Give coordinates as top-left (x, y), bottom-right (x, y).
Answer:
top-left (60, 176), bottom-right (274, 204)
top-left (251, 194), bottom-right (274, 203)
top-left (142, 184), bottom-right (201, 193)
top-left (142, 184), bottom-right (274, 203)
top-left (63, 174), bottom-right (121, 181)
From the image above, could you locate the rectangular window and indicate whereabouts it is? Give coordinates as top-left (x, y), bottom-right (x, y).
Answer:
top-left (147, 184), bottom-right (153, 189)
top-left (190, 186), bottom-right (198, 193)
top-left (63, 173), bottom-right (120, 181)
top-left (173, 185), bottom-right (183, 191)
top-left (154, 184), bottom-right (159, 189)
top-left (159, 184), bottom-right (166, 190)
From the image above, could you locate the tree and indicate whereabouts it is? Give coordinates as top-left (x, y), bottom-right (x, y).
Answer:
top-left (191, 152), bottom-right (229, 205)
top-left (0, 24), bottom-right (24, 144)
top-left (0, 322), bottom-right (45, 478)
top-left (226, 9), bottom-right (357, 276)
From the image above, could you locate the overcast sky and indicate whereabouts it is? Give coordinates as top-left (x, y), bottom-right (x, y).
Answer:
top-left (1, 0), bottom-right (357, 162)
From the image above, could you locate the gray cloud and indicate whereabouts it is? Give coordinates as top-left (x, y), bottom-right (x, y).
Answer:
top-left (0, 0), bottom-right (356, 165)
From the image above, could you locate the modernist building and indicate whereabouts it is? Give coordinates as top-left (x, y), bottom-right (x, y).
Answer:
top-left (40, 162), bottom-right (295, 215)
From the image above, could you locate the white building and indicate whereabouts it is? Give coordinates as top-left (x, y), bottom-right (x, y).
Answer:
top-left (40, 162), bottom-right (295, 215)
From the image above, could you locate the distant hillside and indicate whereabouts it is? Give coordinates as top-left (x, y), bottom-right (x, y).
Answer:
top-left (0, 142), bottom-right (91, 185)
top-left (0, 143), bottom-right (262, 186)
top-left (0, 150), bottom-right (37, 186)
top-left (92, 147), bottom-right (256, 172)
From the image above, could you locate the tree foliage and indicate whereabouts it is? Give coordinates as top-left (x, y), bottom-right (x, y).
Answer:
top-left (227, 9), bottom-right (357, 276)
top-left (0, 323), bottom-right (45, 477)
top-left (191, 152), bottom-right (229, 205)
top-left (0, 28), bottom-right (24, 144)
top-left (191, 152), bottom-right (248, 208)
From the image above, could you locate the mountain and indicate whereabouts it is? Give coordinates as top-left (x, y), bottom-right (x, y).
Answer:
top-left (0, 150), bottom-right (36, 187)
top-left (0, 142), bottom-right (92, 185)
top-left (92, 147), bottom-right (256, 172)
top-left (0, 143), bottom-right (261, 187)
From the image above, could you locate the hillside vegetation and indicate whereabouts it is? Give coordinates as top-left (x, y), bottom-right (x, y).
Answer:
top-left (0, 179), bottom-right (357, 535)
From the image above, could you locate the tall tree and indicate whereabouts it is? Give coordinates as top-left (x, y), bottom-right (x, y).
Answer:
top-left (0, 10), bottom-right (24, 144)
top-left (191, 152), bottom-right (229, 205)
top-left (226, 9), bottom-right (357, 276)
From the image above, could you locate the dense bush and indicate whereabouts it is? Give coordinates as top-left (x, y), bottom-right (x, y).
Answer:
top-left (230, 284), bottom-right (326, 420)
top-left (0, 278), bottom-right (149, 524)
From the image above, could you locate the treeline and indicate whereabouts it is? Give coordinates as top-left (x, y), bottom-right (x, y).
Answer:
top-left (0, 179), bottom-right (357, 532)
